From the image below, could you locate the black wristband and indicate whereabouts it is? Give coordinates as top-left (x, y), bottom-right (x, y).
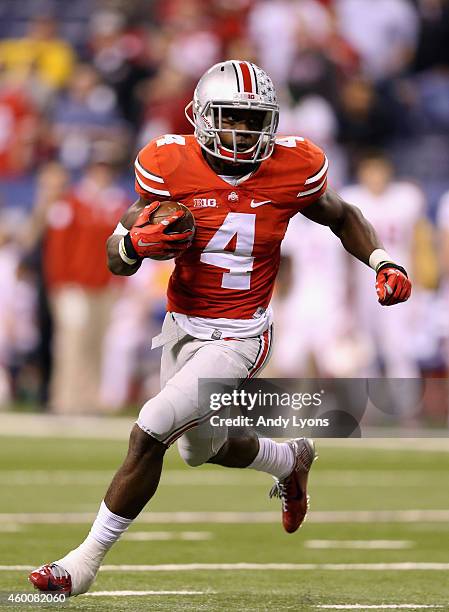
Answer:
top-left (123, 233), bottom-right (140, 260)
top-left (376, 262), bottom-right (408, 277)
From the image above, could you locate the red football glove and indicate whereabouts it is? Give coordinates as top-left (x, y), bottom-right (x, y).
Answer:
top-left (375, 263), bottom-right (412, 306)
top-left (125, 202), bottom-right (193, 259)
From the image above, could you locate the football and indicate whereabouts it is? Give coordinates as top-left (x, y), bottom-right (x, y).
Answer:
top-left (149, 201), bottom-right (195, 260)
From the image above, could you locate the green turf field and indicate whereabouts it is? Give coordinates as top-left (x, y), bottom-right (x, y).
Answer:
top-left (0, 430), bottom-right (448, 611)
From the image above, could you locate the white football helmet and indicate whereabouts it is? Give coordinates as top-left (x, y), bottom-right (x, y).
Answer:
top-left (185, 60), bottom-right (279, 164)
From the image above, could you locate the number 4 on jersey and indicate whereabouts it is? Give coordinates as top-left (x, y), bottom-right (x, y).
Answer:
top-left (276, 136), bottom-right (305, 148)
top-left (200, 213), bottom-right (255, 290)
top-left (156, 134), bottom-right (186, 147)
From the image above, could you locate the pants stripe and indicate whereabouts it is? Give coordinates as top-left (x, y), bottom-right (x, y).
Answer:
top-left (248, 327), bottom-right (272, 378)
top-left (163, 410), bottom-right (213, 446)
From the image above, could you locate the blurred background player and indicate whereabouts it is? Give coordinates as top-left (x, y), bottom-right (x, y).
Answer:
top-left (22, 149), bottom-right (130, 413)
top-left (340, 152), bottom-right (438, 380)
top-left (0, 13), bottom-right (75, 94)
top-left (99, 257), bottom-right (174, 411)
top-left (270, 214), bottom-right (358, 378)
top-left (0, 208), bottom-right (38, 407)
top-left (436, 189), bottom-right (449, 379)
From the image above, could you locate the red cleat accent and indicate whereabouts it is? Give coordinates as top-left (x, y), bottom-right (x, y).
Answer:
top-left (28, 563), bottom-right (72, 595)
top-left (270, 438), bottom-right (316, 533)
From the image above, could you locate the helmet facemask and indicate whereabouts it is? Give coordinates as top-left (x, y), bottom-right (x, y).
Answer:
top-left (186, 60), bottom-right (280, 164)
top-left (186, 100), bottom-right (279, 164)
top-left (186, 99), bottom-right (279, 164)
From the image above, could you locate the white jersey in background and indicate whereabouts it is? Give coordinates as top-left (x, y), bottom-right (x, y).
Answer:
top-left (436, 192), bottom-right (449, 366)
top-left (340, 181), bottom-right (424, 378)
top-left (271, 213), bottom-right (350, 377)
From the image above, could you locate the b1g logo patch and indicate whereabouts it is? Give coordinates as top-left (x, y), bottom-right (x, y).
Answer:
top-left (194, 198), bottom-right (218, 208)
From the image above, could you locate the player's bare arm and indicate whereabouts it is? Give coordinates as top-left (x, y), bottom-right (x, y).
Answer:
top-left (106, 197), bottom-right (148, 276)
top-left (302, 188), bottom-right (412, 305)
top-left (301, 188), bottom-right (382, 265)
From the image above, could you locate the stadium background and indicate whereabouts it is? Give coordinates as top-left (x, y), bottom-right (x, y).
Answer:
top-left (0, 0), bottom-right (448, 420)
top-left (0, 1), bottom-right (449, 610)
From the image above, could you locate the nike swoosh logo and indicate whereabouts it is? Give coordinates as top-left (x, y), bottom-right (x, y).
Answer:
top-left (250, 199), bottom-right (272, 208)
top-left (137, 239), bottom-right (159, 247)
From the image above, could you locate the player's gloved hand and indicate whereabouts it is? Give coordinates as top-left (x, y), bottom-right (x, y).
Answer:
top-left (375, 262), bottom-right (412, 306)
top-left (124, 202), bottom-right (193, 259)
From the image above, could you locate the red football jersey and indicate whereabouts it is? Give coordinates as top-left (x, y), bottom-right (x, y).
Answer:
top-left (134, 134), bottom-right (328, 319)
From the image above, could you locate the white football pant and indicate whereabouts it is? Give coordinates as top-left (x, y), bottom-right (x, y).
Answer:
top-left (137, 313), bottom-right (272, 466)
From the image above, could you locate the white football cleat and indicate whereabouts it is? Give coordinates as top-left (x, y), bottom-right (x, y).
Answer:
top-left (29, 546), bottom-right (102, 596)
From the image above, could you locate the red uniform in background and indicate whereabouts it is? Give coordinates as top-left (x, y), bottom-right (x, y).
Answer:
top-left (43, 172), bottom-right (129, 414)
top-left (44, 182), bottom-right (127, 290)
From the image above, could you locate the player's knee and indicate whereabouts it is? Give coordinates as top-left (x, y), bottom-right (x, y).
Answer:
top-left (177, 440), bottom-right (212, 467)
top-left (136, 393), bottom-right (177, 444)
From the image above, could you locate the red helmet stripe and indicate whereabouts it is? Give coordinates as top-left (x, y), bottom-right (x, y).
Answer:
top-left (239, 61), bottom-right (253, 93)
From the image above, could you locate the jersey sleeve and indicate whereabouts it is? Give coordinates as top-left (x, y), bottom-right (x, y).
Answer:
top-left (296, 139), bottom-right (328, 206)
top-left (134, 139), bottom-right (172, 200)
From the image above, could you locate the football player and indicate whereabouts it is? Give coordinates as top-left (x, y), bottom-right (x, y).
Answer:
top-left (29, 60), bottom-right (411, 596)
